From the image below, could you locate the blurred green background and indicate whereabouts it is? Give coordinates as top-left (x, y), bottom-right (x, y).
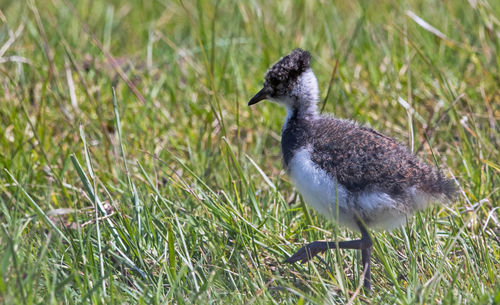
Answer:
top-left (0, 0), bottom-right (499, 304)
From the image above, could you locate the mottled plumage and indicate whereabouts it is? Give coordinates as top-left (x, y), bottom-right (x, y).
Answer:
top-left (283, 111), bottom-right (455, 203)
top-left (264, 49), bottom-right (311, 97)
top-left (248, 48), bottom-right (457, 290)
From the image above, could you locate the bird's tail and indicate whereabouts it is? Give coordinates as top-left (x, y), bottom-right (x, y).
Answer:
top-left (432, 172), bottom-right (458, 203)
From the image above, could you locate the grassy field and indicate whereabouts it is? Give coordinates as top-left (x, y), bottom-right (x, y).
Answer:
top-left (1, 0), bottom-right (499, 304)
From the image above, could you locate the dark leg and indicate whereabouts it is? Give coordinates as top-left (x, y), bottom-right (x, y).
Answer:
top-left (284, 239), bottom-right (365, 263)
top-left (359, 225), bottom-right (372, 290)
top-left (285, 222), bottom-right (373, 290)
top-left (361, 246), bottom-right (372, 290)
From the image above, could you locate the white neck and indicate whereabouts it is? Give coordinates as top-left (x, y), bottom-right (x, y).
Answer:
top-left (291, 69), bottom-right (319, 117)
top-left (275, 69), bottom-right (320, 131)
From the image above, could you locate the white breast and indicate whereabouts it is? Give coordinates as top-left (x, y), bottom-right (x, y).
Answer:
top-left (287, 147), bottom-right (358, 230)
top-left (287, 147), bottom-right (409, 231)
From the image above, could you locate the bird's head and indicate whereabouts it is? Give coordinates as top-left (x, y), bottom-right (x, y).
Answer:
top-left (248, 49), bottom-right (319, 112)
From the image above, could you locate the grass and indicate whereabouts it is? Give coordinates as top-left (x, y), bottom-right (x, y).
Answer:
top-left (0, 0), bottom-right (499, 303)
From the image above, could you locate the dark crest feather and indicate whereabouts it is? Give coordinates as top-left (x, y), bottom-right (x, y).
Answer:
top-left (264, 49), bottom-right (311, 96)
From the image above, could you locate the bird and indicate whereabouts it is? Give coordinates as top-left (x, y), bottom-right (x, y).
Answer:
top-left (248, 48), bottom-right (456, 290)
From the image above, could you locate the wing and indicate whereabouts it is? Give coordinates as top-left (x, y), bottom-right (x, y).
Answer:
top-left (309, 118), bottom-right (438, 196)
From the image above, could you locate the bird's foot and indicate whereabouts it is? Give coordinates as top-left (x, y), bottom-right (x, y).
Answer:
top-left (285, 241), bottom-right (328, 264)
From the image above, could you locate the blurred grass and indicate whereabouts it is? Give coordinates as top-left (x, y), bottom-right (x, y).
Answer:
top-left (0, 0), bottom-right (499, 304)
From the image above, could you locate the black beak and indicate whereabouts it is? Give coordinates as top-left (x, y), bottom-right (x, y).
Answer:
top-left (248, 88), bottom-right (269, 106)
